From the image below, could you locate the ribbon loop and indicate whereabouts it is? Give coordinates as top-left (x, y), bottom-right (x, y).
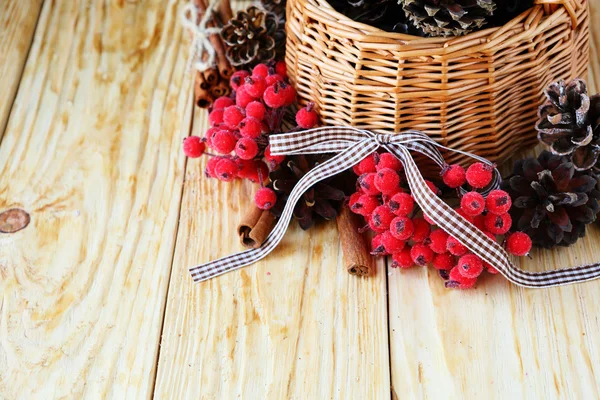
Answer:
top-left (189, 127), bottom-right (600, 289)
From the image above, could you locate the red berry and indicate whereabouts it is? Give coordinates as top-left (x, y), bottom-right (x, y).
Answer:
top-left (390, 216), bottom-right (414, 240)
top-left (456, 254), bottom-right (484, 279)
top-left (442, 164), bottom-right (466, 188)
top-left (381, 231), bottom-right (406, 254)
top-left (237, 160), bottom-right (268, 183)
top-left (369, 205), bottom-right (395, 231)
top-left (252, 63), bottom-right (269, 78)
top-left (264, 145), bottom-right (285, 167)
top-left (296, 102), bottom-right (319, 129)
top-left (239, 117), bottom-right (262, 138)
top-left (506, 232), bottom-right (532, 257)
top-left (484, 213), bottom-right (512, 235)
top-left (447, 236), bottom-right (468, 256)
top-left (487, 264), bottom-right (500, 274)
top-left (211, 130), bottom-right (237, 154)
top-left (230, 70), bottom-right (250, 90)
top-left (275, 61), bottom-right (287, 76)
top-left (235, 85), bottom-right (254, 108)
top-left (244, 76), bottom-right (267, 98)
top-left (466, 162), bottom-right (493, 189)
top-left (460, 191), bottom-right (485, 217)
top-left (223, 106), bottom-right (245, 129)
top-left (205, 156), bottom-right (220, 177)
top-left (350, 194), bottom-right (380, 216)
top-left (265, 73), bottom-right (283, 86)
top-left (263, 83), bottom-right (287, 108)
top-left (486, 190), bottom-right (512, 215)
top-left (235, 137), bottom-right (259, 160)
top-left (374, 168), bottom-right (401, 194)
top-left (182, 136), bottom-right (206, 158)
top-left (371, 233), bottom-right (386, 255)
top-left (204, 126), bottom-right (220, 146)
top-left (388, 193), bottom-right (414, 216)
top-left (246, 101), bottom-right (266, 120)
top-left (432, 252), bottom-right (455, 270)
top-left (255, 187), bottom-right (277, 210)
top-left (446, 267), bottom-right (477, 289)
top-left (473, 214), bottom-right (486, 231)
top-left (377, 153), bottom-right (402, 171)
top-left (209, 108), bottom-right (224, 125)
top-left (213, 96), bottom-right (235, 109)
top-left (425, 180), bottom-right (441, 196)
top-left (410, 243), bottom-right (434, 266)
top-left (355, 153), bottom-right (379, 175)
top-left (411, 218), bottom-right (431, 243)
top-left (392, 248), bottom-right (414, 268)
top-left (455, 207), bottom-right (475, 224)
top-left (280, 82), bottom-right (296, 105)
top-left (358, 173), bottom-right (380, 196)
top-left (428, 229), bottom-right (449, 254)
top-left (215, 158), bottom-right (238, 181)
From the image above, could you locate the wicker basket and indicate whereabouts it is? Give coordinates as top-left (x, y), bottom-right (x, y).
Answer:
top-left (285, 0), bottom-right (589, 165)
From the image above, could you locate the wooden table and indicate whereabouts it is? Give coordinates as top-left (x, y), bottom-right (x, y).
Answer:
top-left (1, 1), bottom-right (600, 398)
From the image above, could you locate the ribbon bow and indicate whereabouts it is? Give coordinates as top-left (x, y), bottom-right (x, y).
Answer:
top-left (190, 127), bottom-right (600, 288)
top-left (181, 0), bottom-right (223, 73)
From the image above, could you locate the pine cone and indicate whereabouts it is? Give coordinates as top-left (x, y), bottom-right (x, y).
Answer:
top-left (221, 6), bottom-right (285, 67)
top-left (269, 155), bottom-right (347, 230)
top-left (536, 79), bottom-right (600, 171)
top-left (260, 0), bottom-right (286, 20)
top-left (329, 0), bottom-right (398, 25)
top-left (501, 151), bottom-right (600, 249)
top-left (400, 0), bottom-right (497, 37)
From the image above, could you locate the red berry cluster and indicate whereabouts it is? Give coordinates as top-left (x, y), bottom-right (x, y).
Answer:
top-left (182, 61), bottom-right (294, 184)
top-left (349, 156), bottom-right (533, 289)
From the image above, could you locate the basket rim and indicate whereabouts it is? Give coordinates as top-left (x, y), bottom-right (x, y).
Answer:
top-left (297, 0), bottom-right (573, 45)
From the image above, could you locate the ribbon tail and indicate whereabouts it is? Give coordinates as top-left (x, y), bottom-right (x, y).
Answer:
top-left (189, 139), bottom-right (379, 283)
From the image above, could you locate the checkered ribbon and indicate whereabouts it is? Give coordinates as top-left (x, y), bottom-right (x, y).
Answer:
top-left (190, 127), bottom-right (600, 288)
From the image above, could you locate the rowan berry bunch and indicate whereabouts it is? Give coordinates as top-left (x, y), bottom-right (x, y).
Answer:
top-left (349, 154), bottom-right (533, 289)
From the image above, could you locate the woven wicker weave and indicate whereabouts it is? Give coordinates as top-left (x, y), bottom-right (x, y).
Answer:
top-left (285, 0), bottom-right (589, 165)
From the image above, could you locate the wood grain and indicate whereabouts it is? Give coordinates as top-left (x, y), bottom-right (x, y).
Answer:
top-left (0, 0), bottom-right (43, 138)
top-left (388, 2), bottom-right (600, 397)
top-left (0, 0), bottom-right (192, 398)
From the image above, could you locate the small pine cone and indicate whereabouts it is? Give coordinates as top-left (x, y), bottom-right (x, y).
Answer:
top-left (260, 0), bottom-right (286, 21)
top-left (501, 151), bottom-right (600, 249)
top-left (536, 79), bottom-right (600, 171)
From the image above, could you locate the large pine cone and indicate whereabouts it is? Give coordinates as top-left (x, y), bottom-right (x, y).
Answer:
top-left (329, 0), bottom-right (399, 25)
top-left (400, 0), bottom-right (496, 37)
top-left (221, 6), bottom-right (285, 67)
top-left (501, 151), bottom-right (600, 249)
top-left (536, 79), bottom-right (600, 171)
top-left (260, 0), bottom-right (286, 21)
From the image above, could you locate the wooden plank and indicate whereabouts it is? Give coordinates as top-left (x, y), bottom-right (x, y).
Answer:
top-left (0, 1), bottom-right (192, 398)
top-left (388, 2), bottom-right (600, 397)
top-left (0, 0), bottom-right (43, 138)
top-left (154, 114), bottom-right (391, 397)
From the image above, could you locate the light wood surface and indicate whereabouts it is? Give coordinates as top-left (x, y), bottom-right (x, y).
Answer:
top-left (1, 1), bottom-right (600, 399)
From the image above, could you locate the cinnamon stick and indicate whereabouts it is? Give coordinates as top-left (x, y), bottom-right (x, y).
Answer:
top-left (336, 206), bottom-right (372, 276)
top-left (194, 72), bottom-right (214, 108)
top-left (238, 205), bottom-right (276, 249)
top-left (211, 79), bottom-right (231, 98)
top-left (217, 0), bottom-right (233, 22)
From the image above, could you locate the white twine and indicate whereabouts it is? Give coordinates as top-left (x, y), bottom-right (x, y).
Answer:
top-left (181, 0), bottom-right (223, 73)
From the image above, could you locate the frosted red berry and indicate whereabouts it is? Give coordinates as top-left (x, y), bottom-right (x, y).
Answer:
top-left (442, 164), bottom-right (466, 188)
top-left (371, 233), bottom-right (386, 255)
top-left (205, 156), bottom-right (220, 177)
top-left (183, 136), bottom-right (205, 158)
top-left (239, 117), bottom-right (262, 138)
top-left (381, 231), bottom-right (406, 254)
top-left (230, 70), bottom-right (250, 90)
top-left (265, 73), bottom-right (283, 86)
top-left (255, 187), bottom-right (277, 210)
top-left (432, 252), bottom-right (455, 271)
top-left (377, 153), bottom-right (403, 171)
top-left (235, 137), bottom-right (259, 160)
top-left (355, 153), bottom-right (379, 175)
top-left (246, 101), bottom-right (266, 120)
top-left (506, 232), bottom-right (532, 256)
top-left (460, 191), bottom-right (485, 217)
top-left (369, 205), bottom-right (395, 231)
top-left (350, 194), bottom-right (380, 216)
top-left (446, 267), bottom-right (477, 289)
top-left (411, 218), bottom-right (431, 243)
top-left (455, 207), bottom-right (475, 224)
top-left (484, 212), bottom-right (512, 235)
top-left (275, 61), bottom-right (287, 76)
top-left (466, 162), bottom-right (493, 188)
top-left (215, 158), bottom-right (238, 182)
top-left (447, 236), bottom-right (468, 256)
top-left (281, 82), bottom-right (296, 105)
top-left (456, 254), bottom-right (484, 279)
top-left (213, 96), bottom-right (235, 109)
top-left (296, 102), bottom-right (319, 129)
top-left (374, 168), bottom-right (400, 194)
top-left (235, 86), bottom-right (254, 108)
top-left (486, 190), bottom-right (512, 215)
top-left (244, 76), bottom-right (267, 98)
top-left (425, 180), bottom-right (441, 195)
top-left (411, 244), bottom-right (434, 266)
top-left (264, 145), bottom-right (285, 167)
top-left (392, 248), bottom-right (414, 269)
top-left (252, 63), bottom-right (269, 78)
top-left (487, 264), bottom-right (499, 274)
top-left (223, 106), bottom-right (245, 129)
top-left (388, 192), bottom-right (414, 216)
top-left (428, 229), bottom-right (449, 254)
top-left (390, 216), bottom-right (414, 240)
top-left (209, 108), bottom-right (224, 125)
top-left (358, 173), bottom-right (380, 196)
top-left (211, 130), bottom-right (237, 154)
top-left (263, 82), bottom-right (287, 108)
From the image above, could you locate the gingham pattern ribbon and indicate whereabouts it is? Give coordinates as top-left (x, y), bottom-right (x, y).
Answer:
top-left (189, 127), bottom-right (600, 288)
